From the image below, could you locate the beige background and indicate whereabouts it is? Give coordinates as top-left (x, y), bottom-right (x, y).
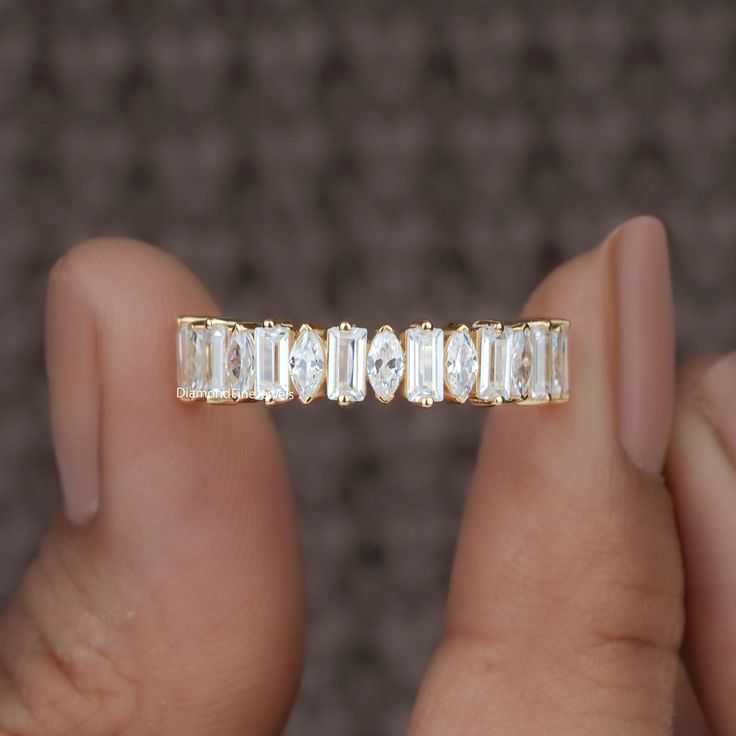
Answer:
top-left (0, 2), bottom-right (735, 734)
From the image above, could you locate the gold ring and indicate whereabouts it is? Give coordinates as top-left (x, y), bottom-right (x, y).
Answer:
top-left (176, 317), bottom-right (569, 407)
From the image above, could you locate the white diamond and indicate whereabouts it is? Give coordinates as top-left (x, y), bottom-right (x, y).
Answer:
top-left (445, 329), bottom-right (477, 402)
top-left (529, 325), bottom-right (550, 401)
top-left (405, 327), bottom-right (444, 403)
top-left (367, 329), bottom-right (404, 402)
top-left (254, 325), bottom-right (291, 401)
top-left (177, 321), bottom-right (206, 394)
top-left (477, 325), bottom-right (510, 402)
top-left (207, 323), bottom-right (229, 399)
top-left (226, 328), bottom-right (254, 399)
top-left (508, 328), bottom-right (532, 399)
top-left (327, 326), bottom-right (367, 402)
top-left (550, 325), bottom-right (569, 399)
top-left (289, 329), bottom-right (325, 401)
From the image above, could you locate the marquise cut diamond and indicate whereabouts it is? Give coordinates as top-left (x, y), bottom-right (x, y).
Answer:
top-left (367, 329), bottom-right (404, 402)
top-left (445, 329), bottom-right (477, 402)
top-left (508, 328), bottom-right (532, 399)
top-left (289, 329), bottom-right (325, 402)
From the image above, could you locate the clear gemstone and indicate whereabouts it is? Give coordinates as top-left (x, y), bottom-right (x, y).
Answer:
top-left (508, 328), bottom-right (532, 399)
top-left (529, 325), bottom-right (550, 400)
top-left (177, 321), bottom-right (206, 393)
top-left (477, 325), bottom-right (510, 402)
top-left (289, 329), bottom-right (325, 401)
top-left (327, 326), bottom-right (367, 402)
top-left (405, 327), bottom-right (444, 403)
top-left (254, 325), bottom-right (291, 401)
top-left (550, 325), bottom-right (569, 399)
top-left (367, 330), bottom-right (404, 402)
top-left (226, 328), bottom-right (255, 399)
top-left (445, 329), bottom-right (478, 402)
top-left (207, 323), bottom-right (229, 399)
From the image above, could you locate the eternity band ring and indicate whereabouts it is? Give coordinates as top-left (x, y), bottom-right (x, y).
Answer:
top-left (177, 318), bottom-right (569, 408)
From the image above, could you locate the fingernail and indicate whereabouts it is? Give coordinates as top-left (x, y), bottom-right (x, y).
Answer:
top-left (613, 216), bottom-right (675, 474)
top-left (46, 259), bottom-right (100, 524)
top-left (697, 352), bottom-right (736, 468)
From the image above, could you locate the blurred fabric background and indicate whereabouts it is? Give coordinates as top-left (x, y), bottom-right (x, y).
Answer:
top-left (1, 1), bottom-right (735, 733)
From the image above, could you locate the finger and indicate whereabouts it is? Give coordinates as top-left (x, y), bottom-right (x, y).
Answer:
top-left (667, 352), bottom-right (736, 735)
top-left (674, 662), bottom-right (713, 736)
top-left (410, 217), bottom-right (683, 734)
top-left (0, 240), bottom-right (304, 736)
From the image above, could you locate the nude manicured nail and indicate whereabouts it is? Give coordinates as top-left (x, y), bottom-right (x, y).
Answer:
top-left (46, 260), bottom-right (100, 524)
top-left (613, 217), bottom-right (675, 474)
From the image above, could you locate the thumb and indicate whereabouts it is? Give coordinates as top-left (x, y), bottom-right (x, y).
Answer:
top-left (411, 217), bottom-right (684, 734)
top-left (0, 240), bottom-right (304, 735)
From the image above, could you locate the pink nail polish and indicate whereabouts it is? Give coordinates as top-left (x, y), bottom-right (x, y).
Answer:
top-left (46, 260), bottom-right (101, 524)
top-left (614, 216), bottom-right (676, 474)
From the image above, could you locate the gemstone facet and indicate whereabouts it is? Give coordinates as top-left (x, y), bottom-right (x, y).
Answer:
top-left (254, 325), bottom-right (291, 402)
top-left (445, 328), bottom-right (477, 402)
top-left (476, 324), bottom-right (510, 402)
top-left (327, 326), bottom-right (367, 402)
top-left (177, 321), bottom-right (207, 394)
top-left (405, 326), bottom-right (444, 403)
top-left (289, 328), bottom-right (325, 402)
top-left (226, 327), bottom-right (255, 399)
top-left (207, 323), bottom-right (229, 399)
top-left (508, 327), bottom-right (532, 399)
top-left (367, 328), bottom-right (404, 402)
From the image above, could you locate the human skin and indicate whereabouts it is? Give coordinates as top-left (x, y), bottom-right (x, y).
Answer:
top-left (0, 217), bottom-right (733, 734)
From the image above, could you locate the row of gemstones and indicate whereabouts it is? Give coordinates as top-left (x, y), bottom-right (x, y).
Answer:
top-left (177, 318), bottom-right (569, 407)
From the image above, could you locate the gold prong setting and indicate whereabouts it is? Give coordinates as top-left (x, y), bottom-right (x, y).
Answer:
top-left (176, 317), bottom-right (569, 407)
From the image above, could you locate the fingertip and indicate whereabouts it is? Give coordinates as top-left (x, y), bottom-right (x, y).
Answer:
top-left (667, 352), bottom-right (736, 734)
top-left (59, 236), bottom-right (220, 323)
top-left (37, 237), bottom-right (305, 732)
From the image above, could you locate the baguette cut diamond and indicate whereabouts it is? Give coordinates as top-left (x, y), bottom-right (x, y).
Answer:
top-left (226, 328), bottom-right (255, 398)
top-left (477, 325), bottom-right (509, 402)
top-left (367, 329), bottom-right (404, 402)
top-left (550, 325), bottom-right (569, 399)
top-left (529, 325), bottom-right (550, 401)
top-left (508, 328), bottom-right (532, 399)
top-left (327, 326), bottom-right (367, 402)
top-left (445, 329), bottom-right (477, 402)
top-left (254, 325), bottom-right (291, 401)
top-left (207, 323), bottom-right (229, 398)
top-left (405, 327), bottom-right (444, 403)
top-left (289, 329), bottom-right (325, 402)
top-left (177, 321), bottom-right (206, 393)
